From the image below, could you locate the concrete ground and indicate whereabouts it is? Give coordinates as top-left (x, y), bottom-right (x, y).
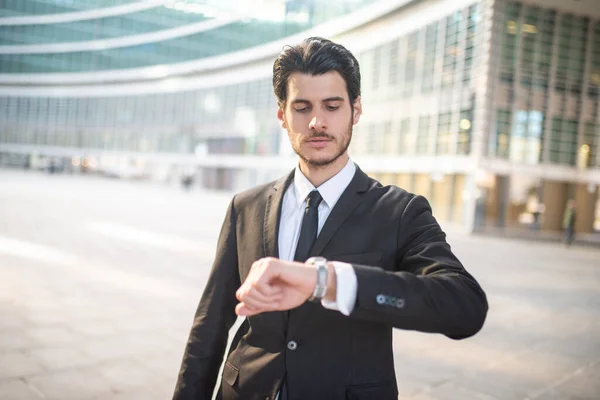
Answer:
top-left (0, 169), bottom-right (599, 400)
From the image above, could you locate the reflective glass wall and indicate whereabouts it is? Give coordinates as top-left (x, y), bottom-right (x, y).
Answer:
top-left (0, 78), bottom-right (279, 155)
top-left (0, 1), bottom-right (484, 160)
top-left (350, 3), bottom-right (481, 158)
top-left (490, 1), bottom-right (600, 168)
top-left (0, 0), bottom-right (137, 17)
top-left (0, 0), bottom-right (376, 73)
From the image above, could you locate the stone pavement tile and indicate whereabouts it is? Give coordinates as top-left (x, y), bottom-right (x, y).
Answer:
top-left (93, 376), bottom-right (175, 400)
top-left (394, 360), bottom-right (457, 388)
top-left (396, 378), bottom-right (428, 399)
top-left (79, 305), bottom-right (138, 320)
top-left (538, 335), bottom-right (600, 366)
top-left (0, 330), bottom-right (37, 353)
top-left (0, 312), bottom-right (29, 331)
top-left (26, 346), bottom-right (95, 371)
top-left (96, 359), bottom-right (158, 393)
top-left (0, 351), bottom-right (44, 379)
top-left (87, 367), bottom-right (176, 400)
top-left (26, 367), bottom-right (114, 400)
top-left (68, 319), bottom-right (120, 338)
top-left (135, 349), bottom-right (184, 378)
top-left (79, 335), bottom-right (141, 362)
top-left (530, 360), bottom-right (600, 400)
top-left (393, 352), bottom-right (463, 387)
top-left (167, 324), bottom-right (193, 344)
top-left (23, 310), bottom-right (72, 326)
top-left (495, 350), bottom-right (581, 397)
top-left (123, 332), bottom-right (175, 355)
top-left (112, 316), bottom-right (158, 333)
top-left (409, 382), bottom-right (499, 400)
top-left (448, 369), bottom-right (529, 400)
top-left (92, 387), bottom-right (164, 400)
top-left (148, 376), bottom-right (178, 400)
top-left (56, 295), bottom-right (96, 310)
top-left (0, 378), bottom-right (45, 400)
top-left (79, 332), bottom-right (173, 363)
top-left (25, 326), bottom-right (80, 347)
top-left (402, 393), bottom-right (438, 400)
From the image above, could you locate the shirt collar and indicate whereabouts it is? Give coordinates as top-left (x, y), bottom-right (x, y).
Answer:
top-left (293, 157), bottom-right (356, 209)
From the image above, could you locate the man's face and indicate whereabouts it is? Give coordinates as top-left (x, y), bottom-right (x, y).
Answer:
top-left (277, 71), bottom-right (362, 167)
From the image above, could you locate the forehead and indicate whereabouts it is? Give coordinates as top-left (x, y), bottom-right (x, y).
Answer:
top-left (286, 71), bottom-right (348, 102)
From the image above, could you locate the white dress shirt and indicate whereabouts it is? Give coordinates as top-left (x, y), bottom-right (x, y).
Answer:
top-left (277, 157), bottom-right (358, 316)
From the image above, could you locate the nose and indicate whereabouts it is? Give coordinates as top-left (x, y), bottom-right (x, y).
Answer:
top-left (308, 112), bottom-right (327, 132)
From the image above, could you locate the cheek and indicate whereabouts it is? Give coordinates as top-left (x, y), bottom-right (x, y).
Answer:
top-left (285, 116), bottom-right (304, 134)
top-left (286, 127), bottom-right (300, 143)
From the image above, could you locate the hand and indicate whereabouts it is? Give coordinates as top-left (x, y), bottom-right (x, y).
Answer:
top-left (235, 257), bottom-right (318, 317)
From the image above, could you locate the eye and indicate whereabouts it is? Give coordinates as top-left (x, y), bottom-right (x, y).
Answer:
top-left (294, 107), bottom-right (309, 113)
top-left (326, 105), bottom-right (340, 111)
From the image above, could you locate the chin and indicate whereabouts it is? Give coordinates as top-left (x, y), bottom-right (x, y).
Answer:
top-left (302, 152), bottom-right (340, 167)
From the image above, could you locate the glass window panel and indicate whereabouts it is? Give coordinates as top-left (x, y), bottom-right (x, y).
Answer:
top-left (416, 116), bottom-right (431, 155)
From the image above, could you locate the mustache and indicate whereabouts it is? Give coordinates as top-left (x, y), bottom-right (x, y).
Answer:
top-left (303, 133), bottom-right (334, 142)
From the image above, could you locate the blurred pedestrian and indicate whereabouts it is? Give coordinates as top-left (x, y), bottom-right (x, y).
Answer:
top-left (181, 174), bottom-right (193, 191)
top-left (48, 159), bottom-right (56, 174)
top-left (173, 37), bottom-right (488, 400)
top-left (563, 200), bottom-right (576, 246)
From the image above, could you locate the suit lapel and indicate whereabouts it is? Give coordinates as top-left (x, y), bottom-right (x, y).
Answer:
top-left (309, 166), bottom-right (371, 257)
top-left (263, 170), bottom-right (295, 258)
top-left (262, 170), bottom-right (294, 327)
top-left (288, 166), bottom-right (372, 334)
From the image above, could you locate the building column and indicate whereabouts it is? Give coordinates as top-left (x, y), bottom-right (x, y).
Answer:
top-left (465, 0), bottom-right (499, 231)
top-left (541, 180), bottom-right (569, 231)
top-left (574, 183), bottom-right (597, 234)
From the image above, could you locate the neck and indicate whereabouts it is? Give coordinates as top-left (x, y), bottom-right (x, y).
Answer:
top-left (299, 154), bottom-right (349, 188)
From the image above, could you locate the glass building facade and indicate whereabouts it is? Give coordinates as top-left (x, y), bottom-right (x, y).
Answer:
top-left (0, 0), bottom-right (599, 235)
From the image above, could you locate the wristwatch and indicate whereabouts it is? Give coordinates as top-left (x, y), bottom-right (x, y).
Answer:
top-left (306, 256), bottom-right (328, 301)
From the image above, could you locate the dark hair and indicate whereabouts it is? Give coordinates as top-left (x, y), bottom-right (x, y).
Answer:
top-left (272, 37), bottom-right (361, 108)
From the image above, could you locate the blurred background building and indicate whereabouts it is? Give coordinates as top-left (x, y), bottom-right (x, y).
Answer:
top-left (0, 0), bottom-right (599, 236)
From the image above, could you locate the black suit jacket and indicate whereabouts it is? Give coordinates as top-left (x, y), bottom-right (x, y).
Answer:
top-left (174, 165), bottom-right (488, 400)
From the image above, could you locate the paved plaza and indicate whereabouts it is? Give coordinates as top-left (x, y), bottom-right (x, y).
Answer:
top-left (0, 169), bottom-right (599, 400)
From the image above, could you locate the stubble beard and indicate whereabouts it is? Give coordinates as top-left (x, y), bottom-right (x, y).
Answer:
top-left (291, 118), bottom-right (353, 168)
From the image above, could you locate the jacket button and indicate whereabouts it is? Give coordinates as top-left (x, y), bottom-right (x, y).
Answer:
top-left (287, 340), bottom-right (298, 351)
top-left (376, 294), bottom-right (385, 304)
top-left (396, 298), bottom-right (405, 308)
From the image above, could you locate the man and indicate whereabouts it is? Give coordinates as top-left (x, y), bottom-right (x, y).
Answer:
top-left (563, 200), bottom-right (576, 246)
top-left (174, 37), bottom-right (488, 400)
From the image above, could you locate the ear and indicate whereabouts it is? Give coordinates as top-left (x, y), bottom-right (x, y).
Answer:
top-left (352, 96), bottom-right (362, 125)
top-left (277, 106), bottom-right (287, 129)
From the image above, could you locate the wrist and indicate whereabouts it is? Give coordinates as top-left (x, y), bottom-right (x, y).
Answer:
top-left (323, 262), bottom-right (337, 302)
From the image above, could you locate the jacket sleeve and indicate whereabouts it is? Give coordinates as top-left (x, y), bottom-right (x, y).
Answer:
top-left (173, 197), bottom-right (240, 399)
top-left (349, 195), bottom-right (488, 340)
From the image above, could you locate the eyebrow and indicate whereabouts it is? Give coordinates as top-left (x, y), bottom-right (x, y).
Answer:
top-left (291, 97), bottom-right (345, 105)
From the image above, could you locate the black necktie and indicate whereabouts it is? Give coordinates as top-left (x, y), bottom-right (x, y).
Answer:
top-left (294, 190), bottom-right (323, 262)
top-left (281, 190), bottom-right (322, 400)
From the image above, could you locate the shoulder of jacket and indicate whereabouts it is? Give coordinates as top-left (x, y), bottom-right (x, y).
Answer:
top-left (232, 180), bottom-right (279, 208)
top-left (370, 181), bottom-right (415, 202)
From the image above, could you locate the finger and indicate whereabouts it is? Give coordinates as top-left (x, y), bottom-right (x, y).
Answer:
top-left (236, 281), bottom-right (280, 302)
top-left (235, 301), bottom-right (258, 315)
top-left (237, 269), bottom-right (283, 300)
top-left (247, 284), bottom-right (283, 303)
top-left (239, 293), bottom-right (280, 312)
top-left (236, 285), bottom-right (246, 301)
top-left (254, 281), bottom-right (283, 298)
top-left (236, 303), bottom-right (260, 317)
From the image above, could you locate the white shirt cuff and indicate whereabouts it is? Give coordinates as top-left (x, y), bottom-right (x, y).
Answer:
top-left (321, 261), bottom-right (357, 316)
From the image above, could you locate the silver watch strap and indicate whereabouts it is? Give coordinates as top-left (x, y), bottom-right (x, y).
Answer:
top-left (307, 257), bottom-right (328, 301)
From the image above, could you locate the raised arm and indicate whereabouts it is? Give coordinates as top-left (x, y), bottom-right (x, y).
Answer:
top-left (349, 195), bottom-right (488, 339)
